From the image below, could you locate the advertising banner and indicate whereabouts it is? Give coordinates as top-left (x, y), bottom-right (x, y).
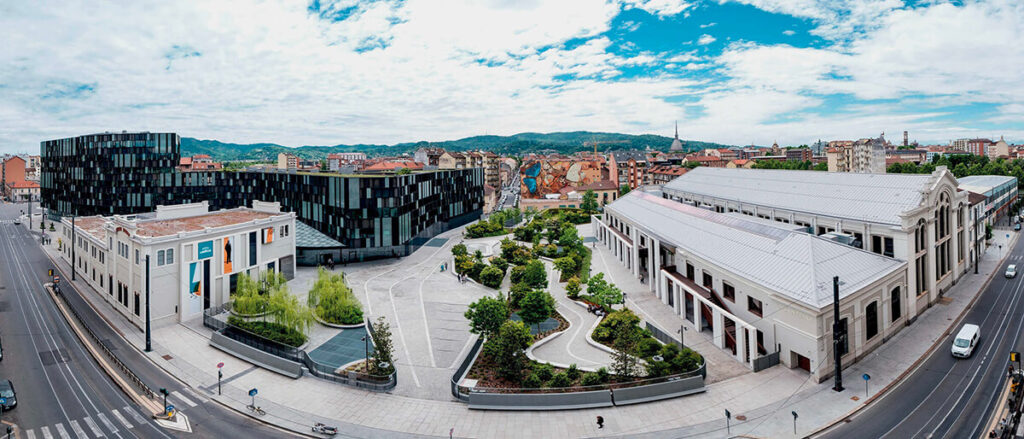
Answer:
top-left (198, 240), bottom-right (214, 260)
top-left (223, 236), bottom-right (235, 274)
top-left (262, 227), bottom-right (274, 244)
top-left (188, 262), bottom-right (202, 315)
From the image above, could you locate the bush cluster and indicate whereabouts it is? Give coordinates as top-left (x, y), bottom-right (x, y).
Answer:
top-left (227, 316), bottom-right (307, 347)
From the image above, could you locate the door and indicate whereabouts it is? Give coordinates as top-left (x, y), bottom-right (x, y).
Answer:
top-left (203, 259), bottom-right (211, 310)
top-left (797, 354), bottom-right (811, 372)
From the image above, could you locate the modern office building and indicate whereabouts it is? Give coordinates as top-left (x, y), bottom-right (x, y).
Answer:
top-left (957, 175), bottom-right (1018, 224)
top-left (41, 132), bottom-right (485, 262)
top-left (595, 191), bottom-right (906, 382)
top-left (60, 201), bottom-right (295, 329)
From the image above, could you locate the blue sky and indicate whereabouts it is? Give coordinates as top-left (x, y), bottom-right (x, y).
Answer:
top-left (1, 0), bottom-right (1021, 154)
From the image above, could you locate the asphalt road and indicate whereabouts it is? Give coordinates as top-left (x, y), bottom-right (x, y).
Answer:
top-left (0, 203), bottom-right (293, 439)
top-left (820, 231), bottom-right (1024, 439)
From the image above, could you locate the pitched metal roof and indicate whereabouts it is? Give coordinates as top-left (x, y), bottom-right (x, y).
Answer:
top-left (663, 167), bottom-right (939, 226)
top-left (296, 220), bottom-right (344, 249)
top-left (957, 175), bottom-right (1016, 193)
top-left (605, 191), bottom-right (906, 309)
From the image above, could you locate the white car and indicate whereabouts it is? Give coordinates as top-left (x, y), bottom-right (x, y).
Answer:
top-left (951, 324), bottom-right (980, 358)
top-left (1007, 264), bottom-right (1017, 278)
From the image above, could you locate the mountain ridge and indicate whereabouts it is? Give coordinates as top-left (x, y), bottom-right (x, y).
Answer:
top-left (181, 131), bottom-right (733, 161)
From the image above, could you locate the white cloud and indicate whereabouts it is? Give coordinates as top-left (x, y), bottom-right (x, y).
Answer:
top-left (700, 22), bottom-right (717, 28)
top-left (782, 29), bottom-right (795, 35)
top-left (621, 0), bottom-right (693, 17)
top-left (697, 34), bottom-right (717, 45)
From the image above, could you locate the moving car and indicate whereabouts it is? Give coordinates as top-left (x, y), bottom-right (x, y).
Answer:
top-left (0, 380), bottom-right (16, 409)
top-left (1007, 264), bottom-right (1017, 278)
top-left (951, 324), bottom-right (980, 358)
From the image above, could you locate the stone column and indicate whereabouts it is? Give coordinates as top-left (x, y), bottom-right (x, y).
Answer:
top-left (736, 326), bottom-right (746, 364)
top-left (747, 327), bottom-right (758, 367)
top-left (693, 295), bottom-right (702, 331)
top-left (712, 309), bottom-right (724, 348)
top-left (651, 237), bottom-right (661, 295)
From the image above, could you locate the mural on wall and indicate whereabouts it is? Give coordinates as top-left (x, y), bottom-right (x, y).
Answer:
top-left (223, 236), bottom-right (234, 274)
top-left (520, 159), bottom-right (605, 198)
top-left (262, 227), bottom-right (274, 244)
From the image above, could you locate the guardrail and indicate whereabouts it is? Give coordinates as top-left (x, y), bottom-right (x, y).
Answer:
top-left (53, 285), bottom-right (157, 400)
top-left (451, 337), bottom-right (485, 401)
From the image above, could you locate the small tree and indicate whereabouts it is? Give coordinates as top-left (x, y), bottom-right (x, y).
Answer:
top-left (465, 294), bottom-right (509, 339)
top-left (619, 184), bottom-right (632, 196)
top-left (553, 256), bottom-right (577, 276)
top-left (370, 316), bottom-right (396, 375)
top-left (452, 243), bottom-right (468, 257)
top-left (522, 259), bottom-right (548, 289)
top-left (558, 227), bottom-right (581, 250)
top-left (485, 320), bottom-right (533, 381)
top-left (479, 265), bottom-right (504, 288)
top-left (518, 289), bottom-right (555, 333)
top-left (509, 282), bottom-right (532, 308)
top-left (566, 276), bottom-right (581, 299)
top-left (488, 256), bottom-right (509, 273)
top-left (581, 190), bottom-right (598, 214)
top-left (611, 325), bottom-right (641, 380)
top-left (586, 273), bottom-right (622, 308)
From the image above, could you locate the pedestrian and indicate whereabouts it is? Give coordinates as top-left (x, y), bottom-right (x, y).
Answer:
top-left (596, 416), bottom-right (604, 429)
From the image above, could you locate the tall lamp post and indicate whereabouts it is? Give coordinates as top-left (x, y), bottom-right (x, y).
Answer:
top-left (361, 335), bottom-right (369, 370)
top-left (832, 276), bottom-right (845, 392)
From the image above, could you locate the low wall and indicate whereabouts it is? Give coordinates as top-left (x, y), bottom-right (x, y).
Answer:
top-left (468, 389), bottom-right (613, 411)
top-left (210, 332), bottom-right (304, 379)
top-left (611, 376), bottom-right (705, 405)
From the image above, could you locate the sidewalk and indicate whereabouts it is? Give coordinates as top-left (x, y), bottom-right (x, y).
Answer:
top-left (530, 260), bottom-right (614, 371)
top-left (37, 217), bottom-right (1019, 438)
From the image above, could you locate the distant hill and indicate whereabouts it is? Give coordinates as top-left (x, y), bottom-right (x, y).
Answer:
top-left (181, 132), bottom-right (733, 161)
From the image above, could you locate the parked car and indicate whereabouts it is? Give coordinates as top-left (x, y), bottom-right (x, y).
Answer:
top-left (951, 324), bottom-right (980, 358)
top-left (0, 380), bottom-right (16, 410)
top-left (1007, 264), bottom-right (1017, 278)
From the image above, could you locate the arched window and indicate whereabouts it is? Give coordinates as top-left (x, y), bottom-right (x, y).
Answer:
top-left (891, 287), bottom-right (901, 322)
top-left (866, 301), bottom-right (879, 341)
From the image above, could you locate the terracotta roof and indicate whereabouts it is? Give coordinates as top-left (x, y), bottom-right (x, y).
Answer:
top-left (687, 155), bottom-right (722, 162)
top-left (134, 209), bottom-right (280, 238)
top-left (574, 179), bottom-right (619, 191)
top-left (7, 180), bottom-right (39, 189)
top-left (362, 160), bottom-right (424, 171)
top-left (179, 157), bottom-right (193, 166)
top-left (193, 154), bottom-right (212, 159)
top-left (731, 159), bottom-right (750, 165)
top-left (649, 165), bottom-right (688, 176)
top-left (71, 216), bottom-right (107, 241)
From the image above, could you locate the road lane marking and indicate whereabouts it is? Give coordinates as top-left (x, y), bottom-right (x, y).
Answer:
top-left (171, 390), bottom-right (197, 407)
top-left (111, 408), bottom-right (133, 429)
top-left (82, 416), bottom-right (104, 437)
top-left (96, 413), bottom-right (118, 435)
top-left (25, 429), bottom-right (36, 439)
top-left (40, 426), bottom-right (52, 439)
top-left (182, 387), bottom-right (205, 405)
top-left (124, 406), bottom-right (147, 425)
top-left (54, 423), bottom-right (70, 439)
top-left (70, 420), bottom-right (87, 438)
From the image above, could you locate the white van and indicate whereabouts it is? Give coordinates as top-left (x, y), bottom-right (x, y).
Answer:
top-left (951, 324), bottom-right (980, 358)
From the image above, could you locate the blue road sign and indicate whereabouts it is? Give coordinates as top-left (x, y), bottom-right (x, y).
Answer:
top-left (0, 397), bottom-right (6, 405)
top-left (249, 388), bottom-right (258, 397)
top-left (863, 373), bottom-right (870, 381)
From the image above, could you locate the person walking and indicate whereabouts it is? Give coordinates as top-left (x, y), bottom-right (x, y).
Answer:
top-left (596, 416), bottom-right (604, 429)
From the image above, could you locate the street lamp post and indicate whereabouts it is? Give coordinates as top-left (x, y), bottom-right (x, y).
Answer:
top-left (361, 335), bottom-right (369, 370)
top-left (678, 324), bottom-right (687, 350)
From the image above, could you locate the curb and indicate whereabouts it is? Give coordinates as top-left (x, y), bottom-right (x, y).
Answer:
top-left (808, 231), bottom-right (1020, 438)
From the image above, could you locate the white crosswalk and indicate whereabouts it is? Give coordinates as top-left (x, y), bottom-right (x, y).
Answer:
top-left (20, 406), bottom-right (150, 439)
top-left (171, 389), bottom-right (198, 407)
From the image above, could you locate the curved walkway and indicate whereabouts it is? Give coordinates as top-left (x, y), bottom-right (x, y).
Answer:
top-left (530, 260), bottom-right (613, 371)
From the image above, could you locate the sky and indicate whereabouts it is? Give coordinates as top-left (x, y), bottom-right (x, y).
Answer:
top-left (1, 0), bottom-right (1022, 154)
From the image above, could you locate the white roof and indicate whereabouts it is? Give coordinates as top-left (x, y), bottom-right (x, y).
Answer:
top-left (663, 167), bottom-right (939, 226)
top-left (957, 175), bottom-right (1016, 194)
top-left (606, 191), bottom-right (906, 309)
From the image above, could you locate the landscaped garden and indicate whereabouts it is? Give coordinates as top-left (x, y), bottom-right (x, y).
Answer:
top-left (307, 267), bottom-right (364, 325)
top-left (227, 271), bottom-right (314, 348)
top-left (464, 208), bottom-right (523, 239)
top-left (453, 244), bottom-right (508, 289)
top-left (509, 213), bottom-right (591, 282)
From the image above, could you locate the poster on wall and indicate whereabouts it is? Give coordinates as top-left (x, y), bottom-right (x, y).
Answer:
top-left (198, 240), bottom-right (214, 260)
top-left (188, 262), bottom-right (202, 315)
top-left (223, 236), bottom-right (235, 274)
top-left (262, 227), bottom-right (274, 244)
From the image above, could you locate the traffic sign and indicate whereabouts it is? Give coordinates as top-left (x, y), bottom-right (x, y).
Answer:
top-left (862, 373), bottom-right (870, 381)
top-left (0, 397), bottom-right (6, 405)
top-left (53, 275), bottom-right (60, 284)
top-left (249, 388), bottom-right (258, 397)
top-left (217, 362), bottom-right (225, 369)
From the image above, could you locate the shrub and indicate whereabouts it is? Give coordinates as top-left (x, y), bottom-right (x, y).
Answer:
top-left (510, 265), bottom-right (526, 284)
top-left (509, 282), bottom-right (531, 309)
top-left (510, 247), bottom-right (534, 266)
top-left (227, 316), bottom-right (306, 347)
top-left (637, 338), bottom-right (663, 358)
top-left (581, 372), bottom-right (602, 387)
top-left (455, 255), bottom-right (474, 275)
top-left (513, 226), bottom-right (535, 243)
top-left (466, 220), bottom-right (506, 238)
top-left (522, 260), bottom-right (548, 289)
top-left (464, 294), bottom-right (508, 338)
top-left (566, 276), bottom-right (581, 300)
top-left (553, 257), bottom-right (576, 276)
top-left (671, 348), bottom-right (703, 373)
top-left (452, 243), bottom-right (468, 257)
top-left (536, 363), bottom-right (554, 381)
top-left (596, 367), bottom-right (610, 383)
top-left (549, 372), bottom-right (572, 388)
top-left (488, 256), bottom-right (509, 273)
top-left (522, 373), bottom-right (542, 388)
top-left (567, 363), bottom-right (581, 380)
top-left (645, 360), bottom-right (671, 378)
top-left (479, 265), bottom-right (505, 288)
top-left (467, 261), bottom-right (485, 280)
top-left (501, 238), bottom-right (518, 260)
top-left (308, 268), bottom-right (363, 325)
top-left (659, 343), bottom-right (681, 362)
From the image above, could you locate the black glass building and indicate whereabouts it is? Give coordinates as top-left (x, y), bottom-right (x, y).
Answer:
top-left (41, 132), bottom-right (484, 261)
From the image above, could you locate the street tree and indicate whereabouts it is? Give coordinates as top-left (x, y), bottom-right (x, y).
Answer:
top-left (370, 316), bottom-right (396, 375)
top-left (464, 294), bottom-right (509, 339)
top-left (518, 289), bottom-right (555, 333)
top-left (522, 259), bottom-right (548, 289)
top-left (581, 190), bottom-right (599, 214)
top-left (485, 320), bottom-right (533, 381)
top-left (586, 273), bottom-right (623, 308)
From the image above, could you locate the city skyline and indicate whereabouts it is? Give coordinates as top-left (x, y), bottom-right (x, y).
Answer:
top-left (1, 0), bottom-right (1022, 154)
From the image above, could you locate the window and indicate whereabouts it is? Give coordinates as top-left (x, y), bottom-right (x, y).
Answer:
top-left (837, 318), bottom-right (849, 356)
top-left (166, 248), bottom-right (174, 264)
top-left (134, 293), bottom-right (140, 316)
top-left (135, 249), bottom-right (140, 265)
top-left (249, 231), bottom-right (257, 266)
top-left (702, 272), bottom-right (713, 289)
top-left (157, 250), bottom-right (165, 266)
top-left (722, 282), bottom-right (735, 302)
top-left (865, 301), bottom-right (879, 341)
top-left (748, 296), bottom-right (763, 317)
top-left (685, 263), bottom-right (694, 280)
top-left (891, 287), bottom-right (901, 322)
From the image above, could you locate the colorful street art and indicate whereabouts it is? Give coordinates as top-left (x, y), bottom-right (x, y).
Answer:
top-left (520, 159), bottom-right (605, 198)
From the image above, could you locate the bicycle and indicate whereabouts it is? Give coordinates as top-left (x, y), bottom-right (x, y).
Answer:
top-left (246, 404), bottom-right (265, 416)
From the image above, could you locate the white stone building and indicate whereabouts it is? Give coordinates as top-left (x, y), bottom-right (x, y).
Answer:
top-left (60, 201), bottom-right (296, 330)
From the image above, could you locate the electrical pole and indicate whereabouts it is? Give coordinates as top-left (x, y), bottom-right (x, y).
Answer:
top-left (832, 276), bottom-right (844, 392)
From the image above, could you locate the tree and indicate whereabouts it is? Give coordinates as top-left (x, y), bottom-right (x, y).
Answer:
top-left (509, 282), bottom-right (532, 308)
top-left (479, 265), bottom-right (505, 288)
top-left (813, 162), bottom-right (828, 171)
top-left (558, 227), bottom-right (581, 250)
top-left (619, 184), bottom-right (632, 196)
top-left (485, 320), bottom-right (533, 381)
top-left (265, 281), bottom-right (314, 335)
top-left (611, 324), bottom-right (641, 379)
top-left (522, 259), bottom-right (548, 289)
top-left (518, 289), bottom-right (555, 333)
top-left (553, 256), bottom-right (577, 275)
top-left (464, 294), bottom-right (509, 339)
top-left (396, 167), bottom-right (412, 175)
top-left (586, 273), bottom-right (622, 308)
top-left (566, 276), bottom-right (581, 299)
top-left (581, 190), bottom-right (599, 214)
top-left (369, 316), bottom-right (396, 375)
top-left (452, 243), bottom-right (468, 257)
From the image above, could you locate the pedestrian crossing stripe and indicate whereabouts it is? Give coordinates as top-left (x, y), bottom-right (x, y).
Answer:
top-left (70, 420), bottom-right (88, 438)
top-left (39, 426), bottom-right (52, 439)
top-left (111, 408), bottom-right (132, 429)
top-left (124, 405), bottom-right (147, 424)
top-left (25, 428), bottom-right (35, 439)
top-left (21, 409), bottom-right (148, 439)
top-left (54, 423), bottom-right (70, 439)
top-left (96, 413), bottom-right (118, 435)
top-left (172, 389), bottom-right (198, 407)
top-left (82, 415), bottom-right (104, 437)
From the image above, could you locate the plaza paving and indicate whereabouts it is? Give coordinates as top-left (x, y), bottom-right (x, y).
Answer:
top-left (35, 218), bottom-right (1022, 438)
